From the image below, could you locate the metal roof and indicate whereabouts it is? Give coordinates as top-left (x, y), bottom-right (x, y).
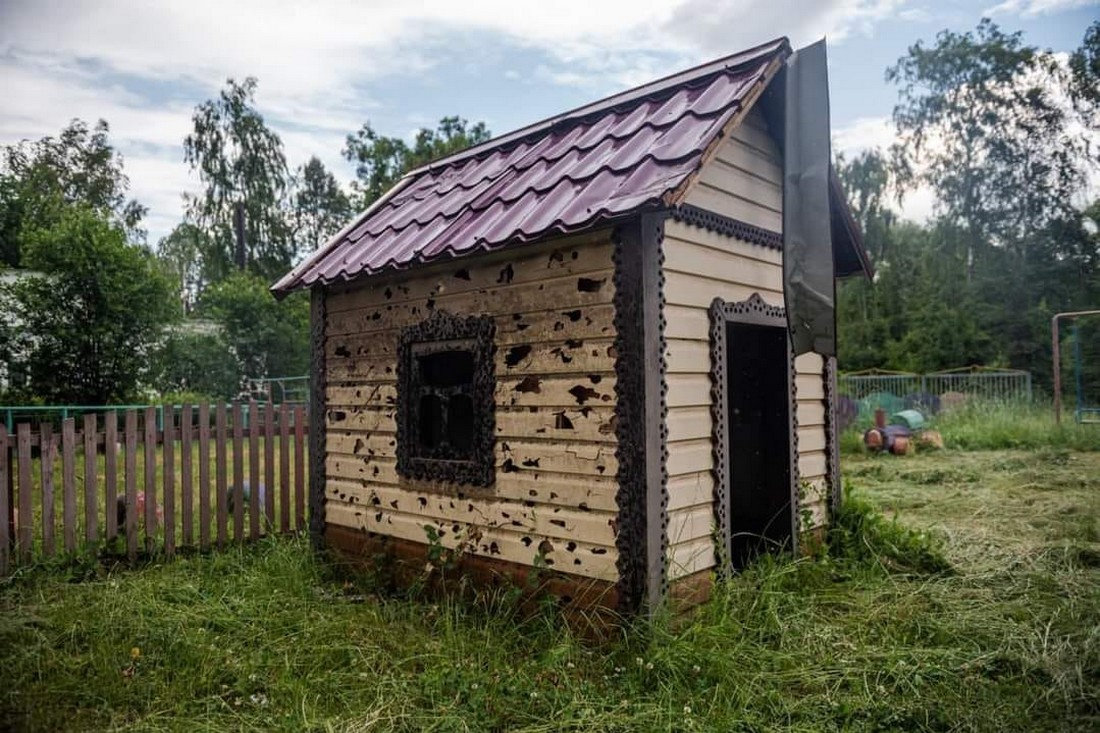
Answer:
top-left (273, 38), bottom-right (792, 295)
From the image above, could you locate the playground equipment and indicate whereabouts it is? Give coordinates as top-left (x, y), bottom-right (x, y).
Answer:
top-left (1052, 309), bottom-right (1100, 424)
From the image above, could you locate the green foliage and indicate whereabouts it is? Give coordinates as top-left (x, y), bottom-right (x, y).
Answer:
top-left (183, 77), bottom-right (293, 283)
top-left (343, 116), bottom-right (491, 208)
top-left (0, 119), bottom-right (145, 267)
top-left (201, 272), bottom-right (309, 380)
top-left (151, 327), bottom-right (241, 401)
top-left (290, 156), bottom-right (352, 254)
top-left (155, 222), bottom-right (211, 313)
top-left (1, 206), bottom-right (176, 404)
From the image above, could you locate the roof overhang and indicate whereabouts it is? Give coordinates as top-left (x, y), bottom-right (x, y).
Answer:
top-left (829, 168), bottom-right (874, 280)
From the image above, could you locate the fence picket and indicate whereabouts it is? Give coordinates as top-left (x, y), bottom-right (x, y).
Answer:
top-left (279, 404), bottom-right (290, 534)
top-left (61, 419), bottom-right (76, 554)
top-left (232, 402), bottom-right (244, 542)
top-left (16, 423), bottom-right (32, 562)
top-left (264, 402), bottom-right (275, 529)
top-left (181, 405), bottom-right (193, 547)
top-left (199, 404), bottom-right (211, 549)
top-left (83, 414), bottom-right (98, 546)
top-left (216, 404), bottom-right (228, 548)
top-left (294, 405), bottom-right (305, 531)
top-left (248, 401), bottom-right (260, 540)
top-left (143, 406), bottom-right (157, 553)
top-left (0, 425), bottom-right (8, 574)
top-left (105, 412), bottom-right (118, 542)
top-left (163, 405), bottom-right (176, 558)
top-left (125, 410), bottom-right (138, 561)
top-left (40, 424), bottom-right (56, 557)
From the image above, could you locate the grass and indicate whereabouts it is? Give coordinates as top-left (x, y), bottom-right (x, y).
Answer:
top-left (1, 449), bottom-right (1098, 731)
top-left (842, 400), bottom-right (1099, 453)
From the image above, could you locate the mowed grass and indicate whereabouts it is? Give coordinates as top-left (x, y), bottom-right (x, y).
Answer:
top-left (1, 448), bottom-right (1098, 731)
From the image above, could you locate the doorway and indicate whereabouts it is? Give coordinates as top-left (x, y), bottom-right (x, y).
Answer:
top-left (709, 294), bottom-right (797, 574)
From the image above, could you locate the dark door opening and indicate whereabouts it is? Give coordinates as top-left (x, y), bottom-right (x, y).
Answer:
top-left (725, 321), bottom-right (793, 569)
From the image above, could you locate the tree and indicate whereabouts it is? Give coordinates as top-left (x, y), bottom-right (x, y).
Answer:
top-left (151, 328), bottom-right (241, 401)
top-left (291, 156), bottom-right (352, 253)
top-left (0, 119), bottom-right (145, 267)
top-left (2, 206), bottom-right (176, 404)
top-left (156, 223), bottom-right (211, 314)
top-left (1069, 21), bottom-right (1100, 129)
top-left (343, 116), bottom-right (491, 208)
top-left (202, 272), bottom-right (310, 381)
top-left (183, 77), bottom-right (293, 283)
top-left (887, 19), bottom-right (1085, 283)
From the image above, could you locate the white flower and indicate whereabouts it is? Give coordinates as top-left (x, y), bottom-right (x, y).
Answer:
top-left (530, 691), bottom-right (538, 699)
top-left (683, 705), bottom-right (692, 715)
top-left (566, 662), bottom-right (575, 669)
top-left (471, 683), bottom-right (479, 690)
top-left (250, 692), bottom-right (268, 707)
top-left (692, 665), bottom-right (701, 674)
top-left (645, 662), bottom-right (653, 671)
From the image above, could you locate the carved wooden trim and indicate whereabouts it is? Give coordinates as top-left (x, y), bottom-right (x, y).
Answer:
top-left (671, 204), bottom-right (783, 250)
top-left (612, 212), bottom-right (670, 615)
top-left (825, 355), bottom-right (841, 517)
top-left (708, 293), bottom-right (799, 575)
top-left (309, 287), bottom-right (327, 549)
top-left (395, 310), bottom-right (496, 487)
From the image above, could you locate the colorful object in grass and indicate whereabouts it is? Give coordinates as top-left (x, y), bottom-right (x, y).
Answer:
top-left (115, 492), bottom-right (164, 529)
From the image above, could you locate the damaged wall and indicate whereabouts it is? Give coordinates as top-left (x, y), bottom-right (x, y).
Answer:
top-left (322, 230), bottom-right (620, 582)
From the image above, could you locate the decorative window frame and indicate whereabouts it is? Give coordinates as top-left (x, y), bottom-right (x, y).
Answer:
top-left (707, 293), bottom-right (800, 576)
top-left (396, 310), bottom-right (496, 486)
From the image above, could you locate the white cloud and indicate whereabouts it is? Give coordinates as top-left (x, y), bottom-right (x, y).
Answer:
top-left (985, 0), bottom-right (1099, 17)
top-left (0, 0), bottom-right (915, 241)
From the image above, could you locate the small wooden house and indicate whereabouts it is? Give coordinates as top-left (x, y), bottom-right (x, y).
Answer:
top-left (273, 37), bottom-right (871, 616)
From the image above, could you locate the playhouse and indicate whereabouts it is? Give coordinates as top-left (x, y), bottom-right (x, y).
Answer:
top-left (273, 37), bottom-right (872, 615)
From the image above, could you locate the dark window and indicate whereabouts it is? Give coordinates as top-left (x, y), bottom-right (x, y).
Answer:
top-left (397, 311), bottom-right (495, 486)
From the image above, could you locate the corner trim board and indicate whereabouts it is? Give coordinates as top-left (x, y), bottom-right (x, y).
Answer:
top-left (824, 355), bottom-right (841, 516)
top-left (612, 213), bottom-right (669, 615)
top-left (670, 204), bottom-right (783, 250)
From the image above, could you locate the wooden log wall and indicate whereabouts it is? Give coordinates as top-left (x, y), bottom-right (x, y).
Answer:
top-left (322, 231), bottom-right (620, 582)
top-left (665, 107), bottom-right (831, 583)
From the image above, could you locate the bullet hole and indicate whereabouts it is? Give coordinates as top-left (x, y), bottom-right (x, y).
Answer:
top-left (501, 511), bottom-right (510, 519)
top-left (372, 466), bottom-right (380, 476)
top-left (566, 541), bottom-right (577, 551)
top-left (551, 348), bottom-right (573, 364)
top-left (370, 495), bottom-right (381, 505)
top-left (425, 298), bottom-right (435, 310)
top-left (529, 406), bottom-right (538, 412)
top-left (577, 277), bottom-right (605, 292)
top-left (574, 559), bottom-right (582, 566)
top-left (579, 407), bottom-right (592, 417)
top-left (589, 374), bottom-right (603, 384)
top-left (329, 410), bottom-right (347, 422)
top-left (501, 442), bottom-right (511, 452)
top-left (501, 459), bottom-right (519, 473)
top-left (579, 502), bottom-right (589, 511)
top-left (538, 540), bottom-right (554, 555)
top-left (554, 412), bottom-right (574, 430)
top-left (571, 251), bottom-right (579, 259)
top-left (565, 338), bottom-right (583, 348)
top-left (550, 492), bottom-right (559, 500)
top-left (454, 268), bottom-right (471, 280)
top-left (384, 366), bottom-right (393, 373)
top-left (353, 438), bottom-right (364, 453)
top-left (335, 344), bottom-right (351, 357)
top-left (596, 465), bottom-right (606, 474)
top-left (505, 345), bottom-right (531, 366)
top-left (553, 321), bottom-right (564, 331)
top-left (522, 536), bottom-right (533, 547)
top-left (524, 500), bottom-right (535, 507)
top-left (607, 345), bottom-right (617, 358)
top-left (514, 376), bottom-right (542, 393)
top-left (528, 489), bottom-right (538, 497)
top-left (568, 385), bottom-right (599, 404)
top-left (375, 512), bottom-right (383, 523)
top-left (591, 547), bottom-right (607, 555)
top-left (549, 251), bottom-right (564, 263)
top-left (521, 458), bottom-right (540, 468)
top-left (516, 323), bottom-right (529, 331)
top-left (390, 500), bottom-right (399, 509)
top-left (339, 493), bottom-right (346, 501)
top-left (384, 287), bottom-right (393, 299)
top-left (550, 518), bottom-right (566, 528)
top-left (399, 285), bottom-right (409, 295)
top-left (498, 263), bottom-right (514, 283)
top-left (488, 541), bottom-right (500, 555)
top-left (371, 311), bottom-right (381, 320)
top-left (418, 497), bottom-right (427, 508)
top-left (599, 417), bottom-right (617, 434)
top-left (452, 524), bottom-right (460, 534)
top-left (562, 309), bottom-right (582, 321)
top-left (467, 504), bottom-right (474, 512)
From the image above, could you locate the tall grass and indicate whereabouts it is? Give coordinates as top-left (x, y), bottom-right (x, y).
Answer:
top-left (843, 400), bottom-right (1098, 453)
top-left (2, 449), bottom-right (1098, 731)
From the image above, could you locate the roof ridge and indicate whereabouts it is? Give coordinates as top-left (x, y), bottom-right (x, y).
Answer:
top-left (405, 37), bottom-right (790, 176)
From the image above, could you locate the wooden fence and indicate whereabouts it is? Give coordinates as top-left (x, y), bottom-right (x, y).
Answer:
top-left (0, 402), bottom-right (309, 574)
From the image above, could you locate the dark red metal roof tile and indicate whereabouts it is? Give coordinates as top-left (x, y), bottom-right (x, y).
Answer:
top-left (273, 39), bottom-right (789, 292)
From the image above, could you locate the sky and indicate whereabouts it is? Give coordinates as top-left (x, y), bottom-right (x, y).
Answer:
top-left (0, 0), bottom-right (1096, 245)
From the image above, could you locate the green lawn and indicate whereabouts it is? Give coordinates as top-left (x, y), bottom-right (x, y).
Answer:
top-left (1, 448), bottom-right (1098, 731)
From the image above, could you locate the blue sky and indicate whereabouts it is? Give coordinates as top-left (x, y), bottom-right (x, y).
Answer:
top-left (0, 0), bottom-right (1095, 244)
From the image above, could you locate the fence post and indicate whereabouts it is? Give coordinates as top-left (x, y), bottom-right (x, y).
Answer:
top-left (264, 401), bottom-right (275, 530)
top-left (105, 411), bottom-right (118, 543)
top-left (61, 418), bottom-right (76, 554)
top-left (248, 400), bottom-right (260, 540)
top-left (163, 405), bottom-right (175, 558)
top-left (16, 423), bottom-right (32, 563)
top-left (41, 424), bottom-right (55, 557)
top-left (125, 410), bottom-right (138, 562)
top-left (143, 406), bottom-right (157, 554)
top-left (232, 402), bottom-right (244, 543)
top-left (0, 425), bottom-right (9, 574)
top-left (83, 413), bottom-right (98, 548)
